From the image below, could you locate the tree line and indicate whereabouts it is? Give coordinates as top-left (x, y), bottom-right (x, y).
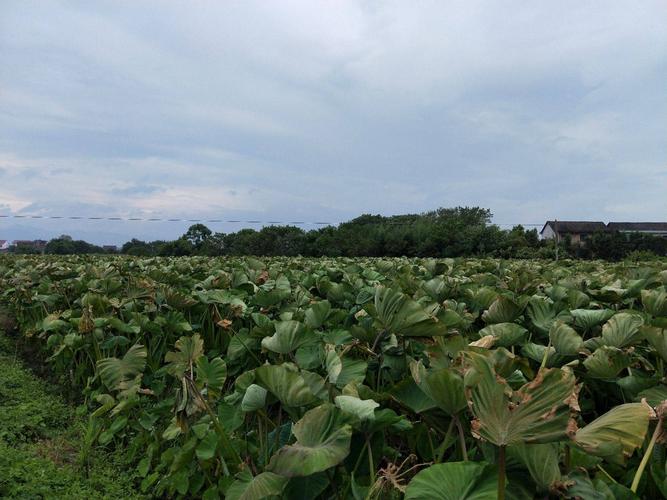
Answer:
top-left (8, 206), bottom-right (667, 260)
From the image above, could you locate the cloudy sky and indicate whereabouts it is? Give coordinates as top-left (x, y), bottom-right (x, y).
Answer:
top-left (1, 1), bottom-right (665, 244)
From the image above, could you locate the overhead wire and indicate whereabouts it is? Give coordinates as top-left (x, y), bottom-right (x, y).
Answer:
top-left (0, 213), bottom-right (545, 228)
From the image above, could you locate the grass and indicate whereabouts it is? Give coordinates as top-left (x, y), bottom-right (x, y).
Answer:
top-left (0, 329), bottom-right (143, 499)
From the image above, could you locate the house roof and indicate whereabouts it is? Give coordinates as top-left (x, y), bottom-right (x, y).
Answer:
top-left (541, 221), bottom-right (606, 234)
top-left (607, 222), bottom-right (667, 232)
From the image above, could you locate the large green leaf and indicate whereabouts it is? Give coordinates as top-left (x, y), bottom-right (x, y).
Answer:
top-left (371, 287), bottom-right (448, 337)
top-left (509, 443), bottom-right (561, 491)
top-left (410, 361), bottom-right (467, 415)
top-left (226, 470), bottom-right (288, 500)
top-left (637, 384), bottom-right (667, 407)
top-left (601, 313), bottom-right (644, 348)
top-left (334, 395), bottom-right (379, 421)
top-left (165, 333), bottom-right (205, 377)
top-left (642, 288), bottom-right (667, 317)
top-left (571, 309), bottom-right (614, 331)
top-left (642, 325), bottom-right (667, 361)
top-left (304, 300), bottom-right (331, 329)
top-left (267, 404), bottom-right (352, 477)
top-left (255, 364), bottom-right (320, 408)
top-left (478, 323), bottom-right (528, 347)
top-left (391, 379), bottom-right (438, 413)
top-left (583, 346), bottom-right (631, 379)
top-left (261, 320), bottom-right (308, 354)
top-left (241, 384), bottom-right (268, 412)
top-left (526, 299), bottom-right (558, 336)
top-left (404, 461), bottom-right (498, 500)
top-left (574, 402), bottom-right (653, 465)
top-left (549, 322), bottom-right (584, 356)
top-left (481, 296), bottom-right (524, 324)
top-left (254, 275), bottom-right (292, 307)
top-left (335, 357), bottom-right (368, 388)
top-left (196, 356), bottom-right (227, 395)
top-left (464, 352), bottom-right (577, 446)
top-left (96, 344), bottom-right (147, 392)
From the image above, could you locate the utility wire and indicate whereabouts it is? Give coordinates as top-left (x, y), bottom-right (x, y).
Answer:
top-left (0, 213), bottom-right (545, 227)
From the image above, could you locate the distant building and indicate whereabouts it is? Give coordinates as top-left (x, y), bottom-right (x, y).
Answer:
top-left (0, 240), bottom-right (9, 252)
top-left (103, 245), bottom-right (118, 252)
top-left (540, 221), bottom-right (606, 245)
top-left (606, 222), bottom-right (667, 239)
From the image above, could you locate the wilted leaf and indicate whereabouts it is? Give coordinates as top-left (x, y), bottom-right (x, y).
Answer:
top-left (165, 333), bottom-right (205, 377)
top-left (464, 352), bottom-right (577, 446)
top-left (583, 346), bottom-right (631, 379)
top-left (574, 402), bottom-right (653, 465)
top-left (642, 325), bottom-right (667, 362)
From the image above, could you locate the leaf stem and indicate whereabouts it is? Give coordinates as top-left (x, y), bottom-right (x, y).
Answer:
top-left (631, 416), bottom-right (662, 493)
top-left (498, 445), bottom-right (506, 500)
top-left (366, 435), bottom-right (375, 484)
top-left (454, 415), bottom-right (468, 461)
top-left (540, 339), bottom-right (551, 370)
top-left (436, 418), bottom-right (456, 463)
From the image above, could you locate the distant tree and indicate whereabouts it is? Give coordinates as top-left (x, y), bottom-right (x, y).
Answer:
top-left (158, 238), bottom-right (193, 256)
top-left (122, 239), bottom-right (156, 256)
top-left (45, 236), bottom-right (105, 255)
top-left (9, 243), bottom-right (42, 255)
top-left (183, 224), bottom-right (212, 250)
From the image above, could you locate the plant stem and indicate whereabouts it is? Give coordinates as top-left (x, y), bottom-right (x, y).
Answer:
top-left (366, 435), bottom-right (375, 484)
top-left (498, 445), bottom-right (506, 500)
top-left (454, 416), bottom-right (468, 461)
top-left (436, 418), bottom-right (456, 463)
top-left (426, 426), bottom-right (436, 460)
top-left (192, 377), bottom-right (242, 471)
top-left (631, 417), bottom-right (663, 493)
top-left (540, 339), bottom-right (551, 370)
top-left (596, 465), bottom-right (617, 484)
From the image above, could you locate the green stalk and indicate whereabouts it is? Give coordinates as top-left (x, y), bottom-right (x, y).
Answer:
top-left (366, 435), bottom-right (375, 484)
top-left (498, 445), bottom-right (506, 500)
top-left (631, 417), bottom-right (662, 493)
top-left (454, 416), bottom-right (468, 461)
top-left (426, 427), bottom-right (436, 460)
top-left (436, 418), bottom-right (456, 463)
top-left (190, 378), bottom-right (242, 471)
top-left (540, 339), bottom-right (551, 371)
top-left (341, 440), bottom-right (370, 500)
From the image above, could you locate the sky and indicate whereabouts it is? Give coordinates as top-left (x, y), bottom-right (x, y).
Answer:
top-left (1, 0), bottom-right (666, 244)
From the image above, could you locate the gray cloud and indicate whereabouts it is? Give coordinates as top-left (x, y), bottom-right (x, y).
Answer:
top-left (0, 0), bottom-right (665, 243)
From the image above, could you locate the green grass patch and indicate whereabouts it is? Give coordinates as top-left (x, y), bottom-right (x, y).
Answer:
top-left (0, 331), bottom-right (142, 499)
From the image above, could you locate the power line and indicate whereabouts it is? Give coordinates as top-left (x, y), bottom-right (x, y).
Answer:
top-left (0, 213), bottom-right (545, 228)
top-left (0, 214), bottom-right (335, 225)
